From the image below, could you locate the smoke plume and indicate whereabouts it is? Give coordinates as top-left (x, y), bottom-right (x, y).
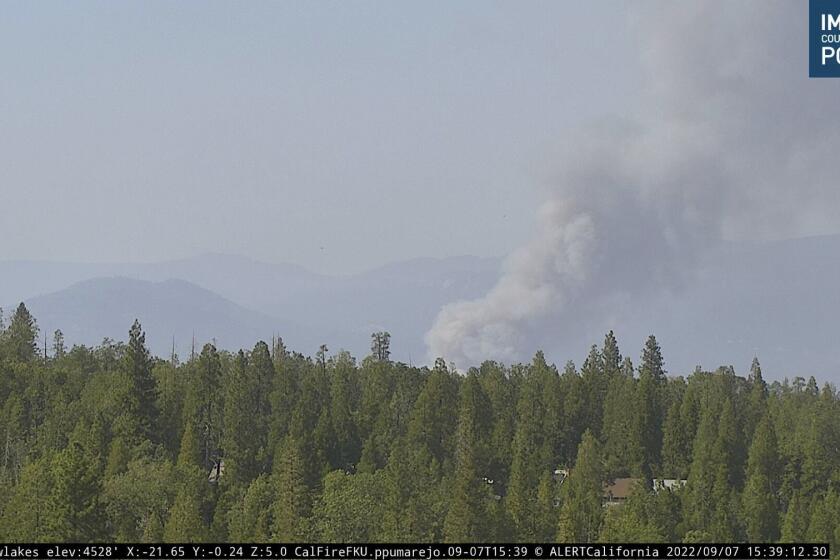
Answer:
top-left (426, 1), bottom-right (840, 367)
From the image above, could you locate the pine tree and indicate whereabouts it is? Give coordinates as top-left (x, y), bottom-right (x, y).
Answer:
top-left (709, 399), bottom-right (745, 540)
top-left (52, 329), bottom-right (66, 359)
top-left (742, 414), bottom-right (781, 541)
top-left (105, 437), bottom-right (131, 477)
top-left (477, 360), bottom-right (516, 488)
top-left (222, 350), bottom-right (260, 485)
top-left (602, 373), bottom-right (640, 477)
top-left (805, 489), bottom-right (840, 549)
top-left (312, 470), bottom-right (385, 542)
top-left (660, 399), bottom-right (684, 477)
top-left (602, 330), bottom-right (622, 380)
top-left (312, 405), bottom-right (336, 477)
top-left (153, 359), bottom-right (183, 457)
top-left (316, 344), bottom-right (329, 372)
top-left (534, 470), bottom-right (558, 542)
top-left (381, 435), bottom-right (444, 541)
top-left (5, 303), bottom-right (38, 362)
top-left (370, 331), bottom-right (391, 362)
top-left (177, 420), bottom-right (203, 470)
top-left (0, 456), bottom-right (54, 540)
top-left (355, 354), bottom-right (394, 473)
top-left (267, 350), bottom-right (301, 457)
top-left (557, 431), bottom-right (605, 542)
top-left (190, 343), bottom-right (223, 468)
top-left (634, 335), bottom-right (665, 478)
top-left (288, 359), bottom-right (331, 486)
top-left (780, 491), bottom-right (808, 542)
top-left (330, 350), bottom-right (361, 470)
top-left (683, 405), bottom-right (721, 534)
top-left (44, 440), bottom-right (107, 541)
top-left (580, 345), bottom-right (607, 438)
top-left (381, 363), bottom-right (458, 542)
top-left (163, 477), bottom-right (208, 542)
top-left (800, 392), bottom-right (839, 498)
top-left (661, 381), bottom-right (700, 479)
top-left (272, 436), bottom-right (309, 542)
top-left (124, 319), bottom-right (158, 441)
top-left (715, 398), bottom-right (741, 489)
top-left (405, 363), bottom-right (459, 470)
top-left (745, 358), bottom-right (768, 442)
top-left (444, 373), bottom-right (492, 542)
top-left (684, 396), bottom-right (744, 540)
top-left (559, 360), bottom-right (587, 462)
top-left (101, 456), bottom-right (180, 541)
top-left (640, 335), bottom-right (666, 382)
top-left (228, 475), bottom-right (275, 541)
top-left (507, 352), bottom-right (561, 540)
top-left (250, 341), bottom-right (274, 431)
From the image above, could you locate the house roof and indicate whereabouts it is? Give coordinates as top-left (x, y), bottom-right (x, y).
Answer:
top-left (603, 477), bottom-right (640, 500)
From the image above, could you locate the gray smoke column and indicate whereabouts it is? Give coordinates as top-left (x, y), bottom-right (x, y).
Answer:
top-left (426, 1), bottom-right (840, 367)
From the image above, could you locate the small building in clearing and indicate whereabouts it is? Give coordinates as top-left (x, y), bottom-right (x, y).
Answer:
top-left (602, 478), bottom-right (641, 506)
top-left (653, 478), bottom-right (687, 492)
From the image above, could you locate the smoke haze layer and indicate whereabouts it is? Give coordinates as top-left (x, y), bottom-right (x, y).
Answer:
top-left (426, 1), bottom-right (840, 367)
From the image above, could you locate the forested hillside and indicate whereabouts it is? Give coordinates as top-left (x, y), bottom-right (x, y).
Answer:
top-left (0, 303), bottom-right (838, 547)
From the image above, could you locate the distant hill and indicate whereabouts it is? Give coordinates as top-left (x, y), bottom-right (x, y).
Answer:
top-left (19, 277), bottom-right (330, 359)
top-left (0, 253), bottom-right (329, 311)
top-left (1, 254), bottom-right (502, 363)
top-left (2, 236), bottom-right (840, 382)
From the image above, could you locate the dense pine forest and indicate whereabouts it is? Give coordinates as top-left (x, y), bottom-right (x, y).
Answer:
top-left (0, 302), bottom-right (838, 547)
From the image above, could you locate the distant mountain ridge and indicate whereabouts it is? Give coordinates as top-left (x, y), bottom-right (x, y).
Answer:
top-left (20, 277), bottom-right (308, 360)
top-left (2, 255), bottom-right (501, 364)
top-left (2, 236), bottom-right (840, 382)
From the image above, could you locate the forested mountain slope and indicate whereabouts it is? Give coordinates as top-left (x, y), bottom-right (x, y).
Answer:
top-left (0, 307), bottom-right (837, 546)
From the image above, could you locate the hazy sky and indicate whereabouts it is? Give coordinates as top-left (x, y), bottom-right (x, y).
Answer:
top-left (427, 1), bottom-right (840, 365)
top-left (1, 1), bottom-right (639, 274)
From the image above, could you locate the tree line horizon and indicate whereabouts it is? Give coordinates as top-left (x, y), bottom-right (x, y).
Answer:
top-left (0, 302), bottom-right (838, 549)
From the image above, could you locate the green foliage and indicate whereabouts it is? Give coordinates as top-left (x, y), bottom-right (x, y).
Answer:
top-left (271, 435), bottom-right (310, 542)
top-left (227, 475), bottom-right (274, 541)
top-left (103, 457), bottom-right (179, 541)
top-left (0, 311), bottom-right (837, 544)
top-left (370, 332), bottom-right (391, 363)
top-left (602, 373), bottom-right (641, 478)
top-left (177, 420), bottom-right (203, 470)
top-left (743, 415), bottom-right (781, 541)
top-left (163, 470), bottom-right (209, 542)
top-left (443, 373), bottom-right (493, 542)
top-left (312, 470), bottom-right (385, 542)
top-left (222, 350), bottom-right (261, 485)
top-left (507, 352), bottom-right (561, 540)
top-left (4, 303), bottom-right (39, 363)
top-left (557, 431), bottom-right (604, 542)
top-left (188, 343), bottom-right (223, 469)
top-left (634, 335), bottom-right (666, 478)
top-left (0, 455), bottom-right (55, 541)
top-left (124, 320), bottom-right (158, 441)
top-left (683, 401), bottom-right (723, 535)
top-left (45, 440), bottom-right (107, 540)
top-left (661, 382), bottom-right (700, 479)
top-left (105, 437), bottom-right (131, 477)
top-left (599, 510), bottom-right (663, 542)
